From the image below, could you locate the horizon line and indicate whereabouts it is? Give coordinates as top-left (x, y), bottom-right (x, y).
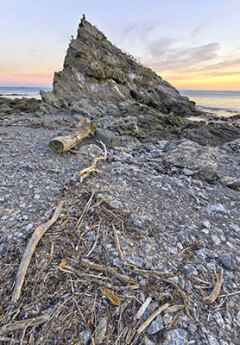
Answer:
top-left (0, 85), bottom-right (240, 92)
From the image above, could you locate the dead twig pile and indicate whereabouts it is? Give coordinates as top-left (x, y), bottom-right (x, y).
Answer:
top-left (0, 186), bottom-right (227, 344)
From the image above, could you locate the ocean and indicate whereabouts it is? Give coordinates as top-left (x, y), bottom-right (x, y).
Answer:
top-left (0, 86), bottom-right (51, 100)
top-left (0, 87), bottom-right (239, 118)
top-left (180, 89), bottom-right (240, 117)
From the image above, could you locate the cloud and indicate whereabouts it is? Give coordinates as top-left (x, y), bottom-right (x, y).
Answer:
top-left (29, 49), bottom-right (43, 58)
top-left (121, 20), bottom-right (157, 38)
top-left (146, 38), bottom-right (174, 57)
top-left (142, 42), bottom-right (220, 72)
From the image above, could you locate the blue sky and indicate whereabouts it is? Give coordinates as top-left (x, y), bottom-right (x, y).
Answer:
top-left (0, 0), bottom-right (240, 89)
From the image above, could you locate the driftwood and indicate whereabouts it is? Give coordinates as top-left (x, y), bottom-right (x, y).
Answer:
top-left (12, 202), bottom-right (64, 303)
top-left (49, 119), bottom-right (96, 153)
top-left (203, 269), bottom-right (224, 304)
top-left (136, 303), bottom-right (169, 334)
top-left (81, 259), bottom-right (132, 284)
top-left (77, 141), bottom-right (107, 182)
top-left (0, 313), bottom-right (50, 335)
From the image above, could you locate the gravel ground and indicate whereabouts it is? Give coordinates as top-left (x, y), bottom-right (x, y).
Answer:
top-left (0, 110), bottom-right (239, 345)
top-left (0, 112), bottom-right (92, 248)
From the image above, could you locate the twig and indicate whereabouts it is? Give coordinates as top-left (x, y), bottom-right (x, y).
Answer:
top-left (136, 303), bottom-right (170, 334)
top-left (203, 269), bottom-right (224, 304)
top-left (112, 224), bottom-right (124, 261)
top-left (86, 223), bottom-right (101, 257)
top-left (135, 296), bottom-right (152, 320)
top-left (161, 279), bottom-right (190, 318)
top-left (0, 337), bottom-right (12, 342)
top-left (81, 259), bottom-right (133, 284)
top-left (218, 290), bottom-right (240, 298)
top-left (12, 201), bottom-right (64, 303)
top-left (129, 266), bottom-right (173, 277)
top-left (78, 141), bottom-right (107, 182)
top-left (0, 314), bottom-right (50, 335)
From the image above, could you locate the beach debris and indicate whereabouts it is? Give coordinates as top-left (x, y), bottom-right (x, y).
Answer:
top-left (57, 258), bottom-right (68, 271)
top-left (135, 296), bottom-right (152, 320)
top-left (136, 303), bottom-right (170, 335)
top-left (203, 269), bottom-right (224, 304)
top-left (94, 317), bottom-right (108, 344)
top-left (77, 141), bottom-right (107, 182)
top-left (99, 286), bottom-right (120, 306)
top-left (112, 224), bottom-right (124, 261)
top-left (11, 201), bottom-right (64, 303)
top-left (81, 259), bottom-right (133, 284)
top-left (49, 118), bottom-right (96, 153)
top-left (0, 313), bottom-right (50, 335)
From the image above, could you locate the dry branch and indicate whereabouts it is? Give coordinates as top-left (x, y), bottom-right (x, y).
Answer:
top-left (136, 303), bottom-right (170, 334)
top-left (135, 296), bottom-right (152, 320)
top-left (49, 119), bottom-right (96, 153)
top-left (0, 313), bottom-right (50, 335)
top-left (161, 278), bottom-right (190, 318)
top-left (12, 201), bottom-right (64, 303)
top-left (112, 224), bottom-right (124, 261)
top-left (77, 141), bottom-right (107, 182)
top-left (81, 259), bottom-right (133, 284)
top-left (203, 269), bottom-right (224, 304)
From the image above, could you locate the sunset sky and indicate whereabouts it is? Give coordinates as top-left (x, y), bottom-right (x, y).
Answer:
top-left (0, 0), bottom-right (240, 90)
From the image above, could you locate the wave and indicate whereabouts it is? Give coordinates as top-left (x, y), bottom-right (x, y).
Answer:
top-left (198, 105), bottom-right (239, 114)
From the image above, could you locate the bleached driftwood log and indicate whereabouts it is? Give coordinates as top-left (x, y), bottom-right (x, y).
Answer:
top-left (12, 202), bottom-right (64, 303)
top-left (49, 118), bottom-right (96, 153)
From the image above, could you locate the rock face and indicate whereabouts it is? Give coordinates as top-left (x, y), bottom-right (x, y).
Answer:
top-left (40, 16), bottom-right (240, 146)
top-left (41, 16), bottom-right (195, 118)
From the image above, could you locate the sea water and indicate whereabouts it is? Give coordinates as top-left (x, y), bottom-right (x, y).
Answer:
top-left (0, 87), bottom-right (239, 118)
top-left (0, 86), bottom-right (51, 100)
top-left (180, 90), bottom-right (240, 117)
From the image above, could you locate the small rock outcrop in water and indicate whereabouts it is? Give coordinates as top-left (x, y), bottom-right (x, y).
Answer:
top-left (41, 16), bottom-right (195, 117)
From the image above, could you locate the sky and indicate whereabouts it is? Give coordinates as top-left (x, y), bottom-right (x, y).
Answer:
top-left (0, 0), bottom-right (240, 90)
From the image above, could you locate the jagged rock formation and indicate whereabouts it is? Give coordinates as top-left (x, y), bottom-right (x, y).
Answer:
top-left (40, 16), bottom-right (240, 146)
top-left (41, 16), bottom-right (195, 117)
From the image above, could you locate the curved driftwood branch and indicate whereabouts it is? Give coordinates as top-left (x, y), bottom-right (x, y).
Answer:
top-left (12, 201), bottom-right (64, 303)
top-left (49, 119), bottom-right (96, 153)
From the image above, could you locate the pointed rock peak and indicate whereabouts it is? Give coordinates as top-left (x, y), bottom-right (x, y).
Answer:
top-left (41, 17), bottom-right (197, 142)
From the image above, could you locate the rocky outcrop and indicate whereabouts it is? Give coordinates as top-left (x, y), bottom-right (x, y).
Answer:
top-left (40, 16), bottom-right (240, 146)
top-left (41, 16), bottom-right (195, 118)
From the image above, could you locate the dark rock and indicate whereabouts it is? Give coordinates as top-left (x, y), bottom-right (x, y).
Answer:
top-left (219, 254), bottom-right (236, 270)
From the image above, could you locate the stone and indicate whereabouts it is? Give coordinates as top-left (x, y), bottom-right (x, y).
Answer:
top-left (163, 328), bottom-right (188, 345)
top-left (219, 254), bottom-right (236, 270)
top-left (206, 204), bottom-right (227, 214)
top-left (184, 264), bottom-right (198, 278)
top-left (164, 140), bottom-right (219, 182)
top-left (147, 315), bottom-right (163, 335)
top-left (80, 330), bottom-right (92, 344)
top-left (77, 144), bottom-right (103, 158)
